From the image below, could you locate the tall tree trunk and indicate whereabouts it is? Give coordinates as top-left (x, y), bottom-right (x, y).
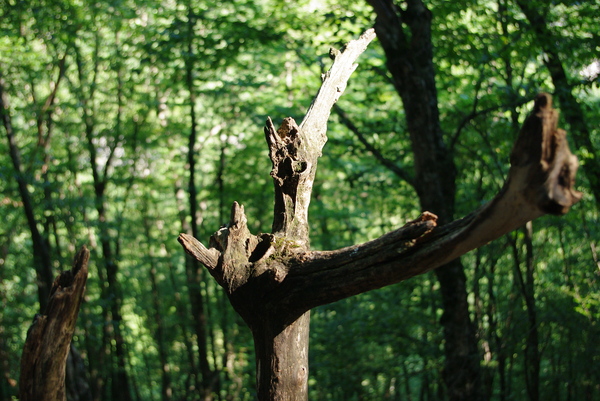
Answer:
top-left (71, 29), bottom-right (106, 401)
top-left (174, 182), bottom-right (203, 399)
top-left (183, 2), bottom-right (216, 398)
top-left (365, 1), bottom-right (484, 399)
top-left (142, 202), bottom-right (173, 401)
top-left (473, 248), bottom-right (493, 399)
top-left (74, 29), bottom-right (133, 400)
top-left (92, 153), bottom-right (133, 401)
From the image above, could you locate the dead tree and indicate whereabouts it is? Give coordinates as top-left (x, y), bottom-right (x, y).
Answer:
top-left (178, 29), bottom-right (581, 400)
top-left (19, 247), bottom-right (90, 401)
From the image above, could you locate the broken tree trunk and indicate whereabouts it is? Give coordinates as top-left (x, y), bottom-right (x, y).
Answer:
top-left (181, 28), bottom-right (376, 400)
top-left (19, 246), bottom-right (89, 401)
top-left (178, 28), bottom-right (580, 400)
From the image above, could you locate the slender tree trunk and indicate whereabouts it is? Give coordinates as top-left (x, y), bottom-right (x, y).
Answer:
top-left (473, 248), bottom-right (494, 399)
top-left (485, 251), bottom-right (508, 401)
top-left (175, 181), bottom-right (203, 397)
top-left (183, 2), bottom-right (216, 397)
top-left (74, 30), bottom-right (133, 400)
top-left (523, 224), bottom-right (539, 401)
top-left (511, 223), bottom-right (540, 401)
top-left (71, 30), bottom-right (106, 401)
top-left (96, 189), bottom-right (133, 401)
top-left (142, 203), bottom-right (173, 401)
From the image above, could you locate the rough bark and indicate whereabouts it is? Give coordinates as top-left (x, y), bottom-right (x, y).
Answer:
top-left (19, 247), bottom-right (90, 401)
top-left (178, 27), bottom-right (580, 400)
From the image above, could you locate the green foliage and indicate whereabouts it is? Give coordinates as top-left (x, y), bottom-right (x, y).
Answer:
top-left (0, 0), bottom-right (598, 400)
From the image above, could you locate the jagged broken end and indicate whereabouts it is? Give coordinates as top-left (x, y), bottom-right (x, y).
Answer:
top-left (509, 92), bottom-right (582, 215)
top-left (49, 246), bottom-right (89, 299)
top-left (19, 246), bottom-right (90, 401)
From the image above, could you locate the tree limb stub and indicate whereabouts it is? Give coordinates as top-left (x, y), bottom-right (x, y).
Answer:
top-left (19, 246), bottom-right (89, 401)
top-left (180, 92), bottom-right (580, 328)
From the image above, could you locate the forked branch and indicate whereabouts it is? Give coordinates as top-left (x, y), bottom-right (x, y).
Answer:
top-left (180, 92), bottom-right (580, 325)
top-left (177, 29), bottom-right (580, 401)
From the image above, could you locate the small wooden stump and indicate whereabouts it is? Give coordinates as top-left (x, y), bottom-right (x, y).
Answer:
top-left (19, 246), bottom-right (89, 401)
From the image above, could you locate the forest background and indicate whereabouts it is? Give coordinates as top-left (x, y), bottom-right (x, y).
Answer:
top-left (0, 0), bottom-right (598, 400)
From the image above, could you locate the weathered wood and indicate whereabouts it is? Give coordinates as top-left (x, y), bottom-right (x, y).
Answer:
top-left (182, 91), bottom-right (581, 313)
top-left (19, 247), bottom-right (89, 401)
top-left (178, 28), bottom-right (580, 399)
top-left (179, 29), bottom-right (377, 401)
top-left (264, 27), bottom-right (377, 248)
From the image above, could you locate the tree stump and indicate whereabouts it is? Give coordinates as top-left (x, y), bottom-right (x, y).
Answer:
top-left (19, 246), bottom-right (89, 401)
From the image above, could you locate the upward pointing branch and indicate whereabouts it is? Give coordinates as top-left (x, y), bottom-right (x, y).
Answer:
top-left (265, 28), bottom-right (377, 247)
top-left (299, 28), bottom-right (377, 148)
